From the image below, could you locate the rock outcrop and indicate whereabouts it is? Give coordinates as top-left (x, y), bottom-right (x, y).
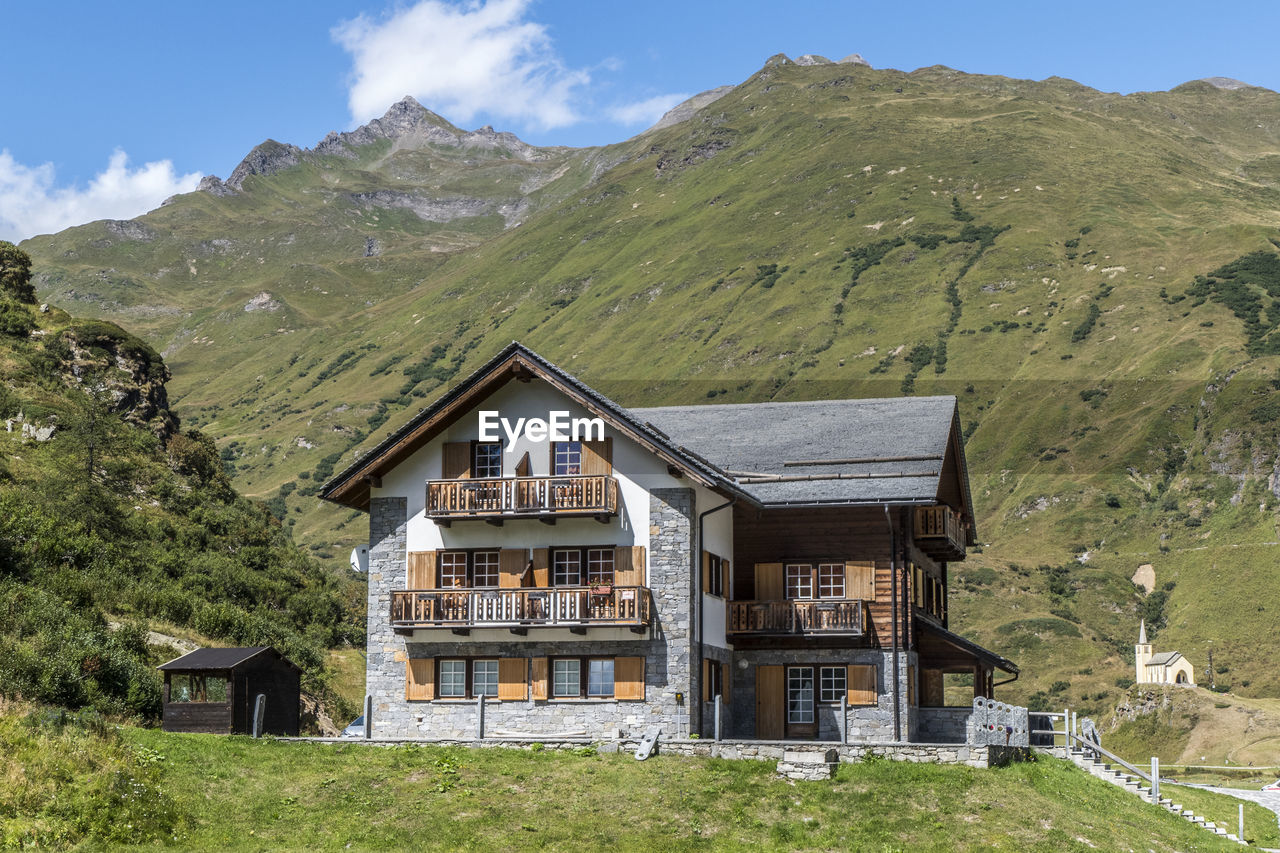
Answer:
top-left (227, 140), bottom-right (304, 189)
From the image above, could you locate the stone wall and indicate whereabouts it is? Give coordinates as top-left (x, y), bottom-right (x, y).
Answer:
top-left (916, 707), bottom-right (972, 744)
top-left (648, 488), bottom-right (695, 729)
top-left (366, 496), bottom-right (408, 736)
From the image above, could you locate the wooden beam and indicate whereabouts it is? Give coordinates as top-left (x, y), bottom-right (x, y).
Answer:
top-left (362, 473), bottom-right (382, 488)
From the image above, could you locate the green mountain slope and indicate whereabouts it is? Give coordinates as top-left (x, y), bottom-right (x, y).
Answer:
top-left (21, 57), bottom-right (1280, 717)
top-left (0, 245), bottom-right (362, 722)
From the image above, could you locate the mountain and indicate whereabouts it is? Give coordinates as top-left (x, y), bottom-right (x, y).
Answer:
top-left (20, 56), bottom-right (1280, 717)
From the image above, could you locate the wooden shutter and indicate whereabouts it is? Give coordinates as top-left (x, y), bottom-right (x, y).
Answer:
top-left (847, 664), bottom-right (876, 706)
top-left (408, 551), bottom-right (437, 589)
top-left (531, 548), bottom-right (550, 587)
top-left (442, 442), bottom-right (471, 479)
top-left (754, 563), bottom-right (783, 600)
top-left (498, 658), bottom-right (528, 701)
top-left (514, 451), bottom-right (531, 477)
top-left (721, 662), bottom-right (731, 705)
top-left (499, 548), bottom-right (527, 588)
top-left (530, 657), bottom-right (548, 700)
top-left (614, 656), bottom-right (645, 700)
top-left (845, 560), bottom-right (875, 601)
top-left (755, 665), bottom-right (785, 739)
top-left (921, 668), bottom-right (944, 707)
top-left (406, 659), bottom-right (434, 701)
top-left (912, 566), bottom-right (924, 607)
top-left (907, 665), bottom-right (917, 706)
top-left (701, 551), bottom-right (712, 593)
top-left (702, 658), bottom-right (711, 703)
top-left (721, 559), bottom-right (730, 599)
top-left (581, 437), bottom-right (612, 475)
top-left (614, 545), bottom-right (645, 587)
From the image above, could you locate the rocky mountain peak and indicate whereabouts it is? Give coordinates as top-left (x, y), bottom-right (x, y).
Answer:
top-left (226, 140), bottom-right (303, 190)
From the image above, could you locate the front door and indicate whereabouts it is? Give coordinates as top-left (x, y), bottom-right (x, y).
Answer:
top-left (755, 665), bottom-right (785, 739)
top-left (786, 666), bottom-right (817, 739)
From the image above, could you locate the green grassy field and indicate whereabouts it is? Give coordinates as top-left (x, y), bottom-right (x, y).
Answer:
top-left (3, 700), bottom-right (1271, 851)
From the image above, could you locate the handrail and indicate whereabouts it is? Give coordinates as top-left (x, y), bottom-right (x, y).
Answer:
top-left (727, 599), bottom-right (864, 634)
top-left (426, 474), bottom-right (618, 518)
top-left (391, 585), bottom-right (650, 627)
top-left (1066, 730), bottom-right (1151, 784)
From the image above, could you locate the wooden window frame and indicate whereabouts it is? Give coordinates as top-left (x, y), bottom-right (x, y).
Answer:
top-left (437, 549), bottom-right (503, 588)
top-left (550, 545), bottom-right (615, 586)
top-left (785, 563), bottom-right (813, 600)
top-left (703, 658), bottom-right (725, 701)
top-left (818, 665), bottom-right (846, 703)
top-left (704, 552), bottom-right (726, 598)
top-left (438, 658), bottom-right (468, 698)
top-left (784, 560), bottom-right (853, 600)
top-left (817, 563), bottom-right (845, 598)
top-left (434, 657), bottom-right (513, 700)
top-left (786, 665), bottom-right (816, 724)
top-left (549, 656), bottom-right (617, 699)
top-left (472, 441), bottom-right (502, 479)
top-left (551, 440), bottom-right (583, 476)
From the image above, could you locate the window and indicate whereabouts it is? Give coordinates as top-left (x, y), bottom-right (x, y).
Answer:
top-left (472, 551), bottom-right (500, 587)
top-left (818, 563), bottom-right (845, 598)
top-left (706, 553), bottom-right (724, 597)
top-left (472, 660), bottom-right (499, 697)
top-left (168, 674), bottom-right (228, 703)
top-left (552, 549), bottom-right (581, 586)
top-left (439, 660), bottom-right (467, 698)
top-left (553, 659), bottom-right (580, 697)
top-left (785, 563), bottom-right (813, 599)
top-left (587, 659), bottom-right (614, 697)
top-left (586, 549), bottom-right (614, 585)
top-left (439, 552), bottom-right (468, 588)
top-left (705, 658), bottom-right (724, 699)
top-left (473, 443), bottom-right (502, 478)
top-left (553, 441), bottom-right (582, 475)
top-left (787, 666), bottom-right (815, 723)
top-left (819, 666), bottom-right (847, 703)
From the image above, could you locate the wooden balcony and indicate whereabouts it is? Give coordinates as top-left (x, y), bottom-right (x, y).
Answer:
top-left (727, 599), bottom-right (865, 636)
top-left (391, 586), bottom-right (651, 632)
top-left (425, 475), bottom-right (618, 523)
top-left (914, 505), bottom-right (967, 560)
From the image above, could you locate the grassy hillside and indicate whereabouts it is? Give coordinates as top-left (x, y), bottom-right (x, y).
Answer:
top-left (0, 251), bottom-right (362, 723)
top-left (20, 59), bottom-right (1280, 721)
top-left (2, 699), bottom-right (1271, 851)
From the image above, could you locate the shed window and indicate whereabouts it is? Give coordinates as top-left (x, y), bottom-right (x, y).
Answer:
top-left (169, 674), bottom-right (229, 703)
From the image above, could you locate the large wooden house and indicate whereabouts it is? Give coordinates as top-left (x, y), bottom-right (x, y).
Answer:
top-left (321, 343), bottom-right (1016, 742)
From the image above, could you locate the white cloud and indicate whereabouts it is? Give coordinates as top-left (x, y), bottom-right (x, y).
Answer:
top-left (608, 93), bottom-right (691, 126)
top-left (332, 0), bottom-right (590, 130)
top-left (0, 149), bottom-right (201, 243)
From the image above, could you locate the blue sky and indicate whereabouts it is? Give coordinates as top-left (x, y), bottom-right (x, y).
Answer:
top-left (3, 0), bottom-right (1278, 241)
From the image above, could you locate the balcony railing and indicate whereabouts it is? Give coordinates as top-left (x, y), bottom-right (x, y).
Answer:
top-left (426, 475), bottom-right (618, 520)
top-left (914, 505), bottom-right (967, 560)
top-left (727, 599), bottom-right (865, 636)
top-left (391, 586), bottom-right (651, 629)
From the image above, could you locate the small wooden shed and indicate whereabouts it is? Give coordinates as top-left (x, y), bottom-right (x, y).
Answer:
top-left (158, 647), bottom-right (301, 735)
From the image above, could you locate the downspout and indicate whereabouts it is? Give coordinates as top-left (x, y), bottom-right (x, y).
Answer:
top-left (900, 506), bottom-right (912, 738)
top-left (885, 504), bottom-right (900, 742)
top-left (695, 496), bottom-right (736, 738)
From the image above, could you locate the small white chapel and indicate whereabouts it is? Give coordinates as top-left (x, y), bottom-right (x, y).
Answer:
top-left (1134, 620), bottom-right (1196, 686)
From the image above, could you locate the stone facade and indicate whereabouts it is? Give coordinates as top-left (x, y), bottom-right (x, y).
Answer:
top-left (364, 489), bottom-right (699, 741)
top-left (916, 707), bottom-right (972, 744)
top-left (366, 496), bottom-right (408, 737)
top-left (729, 649), bottom-right (918, 743)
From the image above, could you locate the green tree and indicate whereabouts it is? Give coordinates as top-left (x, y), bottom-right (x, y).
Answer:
top-left (0, 241), bottom-right (36, 303)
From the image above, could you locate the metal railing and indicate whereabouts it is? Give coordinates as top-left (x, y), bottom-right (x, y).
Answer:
top-left (391, 585), bottom-right (650, 628)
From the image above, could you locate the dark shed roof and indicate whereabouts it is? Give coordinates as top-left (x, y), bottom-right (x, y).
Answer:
top-left (631, 396), bottom-right (962, 506)
top-left (158, 647), bottom-right (297, 672)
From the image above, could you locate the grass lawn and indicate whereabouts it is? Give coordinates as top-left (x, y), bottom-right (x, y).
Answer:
top-left (98, 728), bottom-right (1252, 852)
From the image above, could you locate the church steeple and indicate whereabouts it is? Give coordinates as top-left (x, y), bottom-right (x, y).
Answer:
top-left (1135, 619), bottom-right (1152, 683)
top-left (1138, 619), bottom-right (1147, 645)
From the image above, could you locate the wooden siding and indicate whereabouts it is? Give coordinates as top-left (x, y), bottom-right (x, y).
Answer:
top-left (162, 701), bottom-right (232, 734)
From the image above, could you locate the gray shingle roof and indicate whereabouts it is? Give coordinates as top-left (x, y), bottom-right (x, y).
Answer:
top-left (631, 396), bottom-right (959, 506)
top-left (1145, 652), bottom-right (1182, 668)
top-left (158, 647), bottom-right (276, 671)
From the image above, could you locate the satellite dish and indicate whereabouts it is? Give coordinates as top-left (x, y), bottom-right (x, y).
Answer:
top-left (350, 545), bottom-right (369, 574)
